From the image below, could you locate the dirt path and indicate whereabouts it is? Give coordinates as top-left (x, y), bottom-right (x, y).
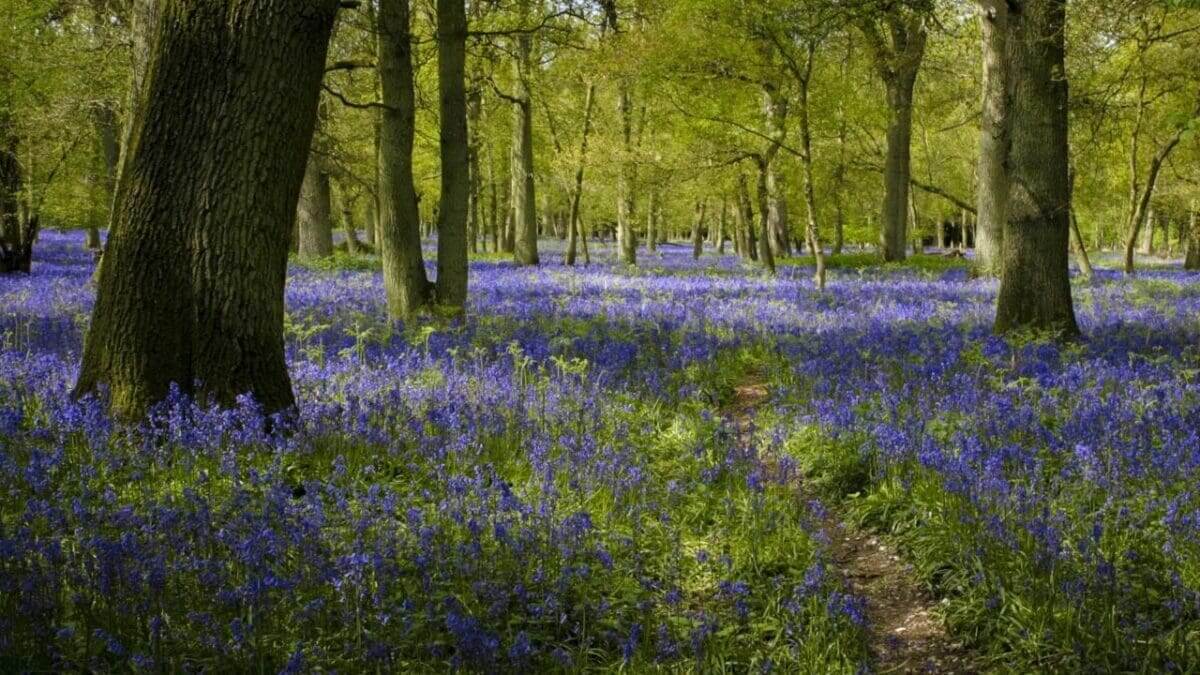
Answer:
top-left (729, 381), bottom-right (978, 674)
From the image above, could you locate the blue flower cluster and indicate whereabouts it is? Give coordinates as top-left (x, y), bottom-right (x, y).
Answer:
top-left (1, 233), bottom-right (869, 671)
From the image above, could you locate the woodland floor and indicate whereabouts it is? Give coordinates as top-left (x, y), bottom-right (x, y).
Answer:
top-left (730, 379), bottom-right (979, 674)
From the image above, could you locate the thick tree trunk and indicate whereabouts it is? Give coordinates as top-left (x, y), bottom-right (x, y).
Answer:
top-left (975, 0), bottom-right (1010, 275)
top-left (0, 124), bottom-right (26, 272)
top-left (993, 0), bottom-right (1079, 336)
top-left (74, 0), bottom-right (339, 417)
top-left (435, 0), bottom-right (470, 309)
top-left (378, 0), bottom-right (431, 317)
top-left (297, 154), bottom-right (334, 259)
top-left (881, 74), bottom-right (917, 262)
top-left (566, 81), bottom-right (596, 266)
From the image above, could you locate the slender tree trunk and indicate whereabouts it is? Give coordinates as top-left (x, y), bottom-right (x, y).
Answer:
top-left (1184, 207), bottom-right (1199, 270)
top-left (716, 197), bottom-right (727, 254)
top-left (861, 12), bottom-right (925, 263)
top-left (566, 81), bottom-right (596, 267)
top-left (378, 0), bottom-right (431, 317)
top-left (510, 1), bottom-right (538, 266)
top-left (691, 199), bottom-right (706, 259)
top-left (993, 0), bottom-right (1079, 336)
top-left (90, 102), bottom-right (121, 250)
top-left (487, 141), bottom-right (499, 253)
top-left (647, 190), bottom-right (659, 253)
top-left (1140, 208), bottom-right (1156, 256)
top-left (737, 174), bottom-right (756, 260)
top-left (297, 153), bottom-right (334, 259)
top-left (365, 199), bottom-right (377, 247)
top-left (435, 0), bottom-right (470, 309)
top-left (755, 163), bottom-right (776, 274)
top-left (797, 51), bottom-right (827, 290)
top-left (74, 0), bottom-right (339, 417)
top-left (975, 0), bottom-right (1010, 275)
top-left (1122, 94), bottom-right (1198, 273)
top-left (466, 75), bottom-right (482, 256)
top-left (342, 199), bottom-right (361, 255)
top-left (617, 85), bottom-right (637, 264)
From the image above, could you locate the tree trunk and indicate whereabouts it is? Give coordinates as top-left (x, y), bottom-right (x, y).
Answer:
top-left (74, 0), bottom-right (339, 418)
top-left (691, 199), bottom-right (706, 259)
top-left (617, 85), bottom-right (637, 265)
top-left (993, 0), bottom-right (1079, 336)
top-left (566, 81), bottom-right (596, 266)
top-left (510, 1), bottom-right (538, 266)
top-left (378, 0), bottom-right (431, 317)
top-left (90, 102), bottom-right (121, 250)
top-left (861, 12), bottom-right (925, 263)
top-left (1185, 207), bottom-right (1199, 270)
top-left (466, 71), bottom-right (482, 256)
top-left (1122, 96), bottom-right (1197, 273)
top-left (716, 197), bottom-right (727, 255)
top-left (1140, 208), bottom-right (1156, 256)
top-left (296, 153), bottom-right (334, 259)
top-left (975, 0), bottom-right (1010, 275)
top-left (0, 121), bottom-right (28, 273)
top-left (365, 198), bottom-right (377, 247)
top-left (435, 0), bottom-right (470, 309)
top-left (797, 53), bottom-right (827, 290)
top-left (737, 174), bottom-right (756, 261)
top-left (755, 163), bottom-right (776, 274)
top-left (647, 190), bottom-right (659, 253)
top-left (881, 73), bottom-right (918, 262)
top-left (343, 201), bottom-right (361, 255)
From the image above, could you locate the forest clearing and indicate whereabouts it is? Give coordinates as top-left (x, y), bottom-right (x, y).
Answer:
top-left (3, 0), bottom-right (1200, 672)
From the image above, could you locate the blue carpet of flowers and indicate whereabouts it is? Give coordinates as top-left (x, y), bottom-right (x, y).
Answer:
top-left (3, 231), bottom-right (1200, 672)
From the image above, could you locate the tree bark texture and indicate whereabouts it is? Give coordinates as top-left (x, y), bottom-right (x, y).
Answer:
top-left (297, 153), bottom-right (334, 259)
top-left (975, 0), bottom-right (1011, 275)
top-left (74, 0), bottom-right (340, 417)
top-left (378, 0), bottom-right (432, 317)
top-left (435, 0), bottom-right (470, 309)
top-left (861, 11), bottom-right (926, 263)
top-left (993, 0), bottom-right (1079, 336)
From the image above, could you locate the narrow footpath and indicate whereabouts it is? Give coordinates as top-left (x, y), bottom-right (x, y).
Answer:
top-left (729, 380), bottom-right (979, 674)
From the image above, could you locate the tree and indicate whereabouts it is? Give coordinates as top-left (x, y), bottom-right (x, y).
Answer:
top-left (975, 0), bottom-right (1010, 275)
top-left (991, 0), bottom-right (1079, 336)
top-left (74, 0), bottom-right (341, 417)
top-left (377, 0), bottom-right (432, 318)
top-left (435, 0), bottom-right (470, 309)
top-left (858, 2), bottom-right (927, 262)
top-left (509, 0), bottom-right (539, 266)
top-left (297, 149), bottom-right (335, 259)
